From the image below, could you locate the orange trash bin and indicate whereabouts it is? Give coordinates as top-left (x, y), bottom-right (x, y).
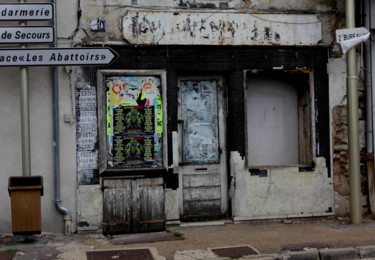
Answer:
top-left (8, 176), bottom-right (43, 235)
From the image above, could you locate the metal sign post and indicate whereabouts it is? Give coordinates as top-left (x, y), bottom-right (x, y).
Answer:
top-left (18, 0), bottom-right (30, 177)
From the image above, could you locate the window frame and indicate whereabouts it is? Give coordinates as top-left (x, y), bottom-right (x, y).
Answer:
top-left (97, 69), bottom-right (168, 175)
top-left (243, 69), bottom-right (316, 168)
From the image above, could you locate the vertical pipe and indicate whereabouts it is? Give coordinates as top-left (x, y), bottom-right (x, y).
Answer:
top-left (19, 0), bottom-right (31, 177)
top-left (346, 0), bottom-right (363, 224)
top-left (370, 0), bottom-right (375, 216)
top-left (362, 0), bottom-right (375, 215)
top-left (52, 0), bottom-right (72, 234)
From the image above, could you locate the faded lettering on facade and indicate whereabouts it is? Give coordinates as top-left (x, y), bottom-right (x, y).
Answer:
top-left (123, 11), bottom-right (322, 45)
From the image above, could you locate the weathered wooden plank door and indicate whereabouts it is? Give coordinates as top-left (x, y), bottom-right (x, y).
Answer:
top-left (103, 177), bottom-right (165, 234)
top-left (178, 77), bottom-right (228, 219)
top-left (133, 178), bottom-right (165, 232)
top-left (103, 178), bottom-right (132, 234)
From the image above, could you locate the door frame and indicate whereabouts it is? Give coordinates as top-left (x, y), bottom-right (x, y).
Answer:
top-left (177, 75), bottom-right (228, 217)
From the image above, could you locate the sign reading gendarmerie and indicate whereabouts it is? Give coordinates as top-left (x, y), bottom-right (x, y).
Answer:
top-left (0, 3), bottom-right (53, 21)
top-left (0, 48), bottom-right (118, 66)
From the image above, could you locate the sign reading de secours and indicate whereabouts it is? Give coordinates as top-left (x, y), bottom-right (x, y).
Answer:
top-left (0, 48), bottom-right (119, 66)
top-left (0, 26), bottom-right (54, 43)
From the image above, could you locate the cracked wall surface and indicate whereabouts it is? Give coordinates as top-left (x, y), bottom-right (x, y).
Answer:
top-left (231, 152), bottom-right (334, 220)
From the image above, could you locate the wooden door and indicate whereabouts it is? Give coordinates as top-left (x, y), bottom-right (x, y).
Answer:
top-left (103, 177), bottom-right (165, 234)
top-left (178, 77), bottom-right (228, 219)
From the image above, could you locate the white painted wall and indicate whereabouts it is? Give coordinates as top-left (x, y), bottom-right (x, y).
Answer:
top-left (0, 66), bottom-right (77, 233)
top-left (231, 152), bottom-right (333, 220)
top-left (0, 0), bottom-right (78, 233)
top-left (246, 78), bottom-right (298, 166)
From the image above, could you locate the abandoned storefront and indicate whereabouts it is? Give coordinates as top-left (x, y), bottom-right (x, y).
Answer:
top-left (75, 12), bottom-right (333, 233)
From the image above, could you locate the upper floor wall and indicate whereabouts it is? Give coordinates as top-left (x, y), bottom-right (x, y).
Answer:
top-left (81, 0), bottom-right (340, 11)
top-left (72, 0), bottom-right (344, 50)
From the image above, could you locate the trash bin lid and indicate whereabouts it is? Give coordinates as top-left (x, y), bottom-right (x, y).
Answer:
top-left (8, 176), bottom-right (44, 196)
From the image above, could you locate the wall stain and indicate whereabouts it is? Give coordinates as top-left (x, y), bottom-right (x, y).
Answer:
top-left (179, 0), bottom-right (217, 8)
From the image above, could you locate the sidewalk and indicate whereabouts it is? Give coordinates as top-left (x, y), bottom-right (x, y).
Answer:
top-left (1, 216), bottom-right (375, 260)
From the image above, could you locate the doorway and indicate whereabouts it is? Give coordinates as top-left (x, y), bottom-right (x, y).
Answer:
top-left (177, 77), bottom-right (228, 219)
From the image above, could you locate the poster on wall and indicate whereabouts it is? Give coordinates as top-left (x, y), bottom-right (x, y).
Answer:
top-left (75, 84), bottom-right (99, 185)
top-left (106, 76), bottom-right (163, 168)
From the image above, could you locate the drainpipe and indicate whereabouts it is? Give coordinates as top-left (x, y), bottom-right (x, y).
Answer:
top-left (362, 0), bottom-right (375, 215)
top-left (19, 0), bottom-right (31, 177)
top-left (346, 0), bottom-right (363, 224)
top-left (52, 0), bottom-right (72, 235)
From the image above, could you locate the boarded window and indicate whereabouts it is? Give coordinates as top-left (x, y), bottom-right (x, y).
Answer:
top-left (246, 71), bottom-right (312, 167)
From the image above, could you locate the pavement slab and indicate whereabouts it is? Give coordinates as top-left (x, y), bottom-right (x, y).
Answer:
top-left (0, 251), bottom-right (15, 260)
top-left (111, 232), bottom-right (184, 245)
top-left (0, 217), bottom-right (375, 260)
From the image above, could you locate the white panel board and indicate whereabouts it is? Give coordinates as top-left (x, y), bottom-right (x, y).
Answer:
top-left (123, 11), bottom-right (322, 46)
top-left (230, 152), bottom-right (334, 220)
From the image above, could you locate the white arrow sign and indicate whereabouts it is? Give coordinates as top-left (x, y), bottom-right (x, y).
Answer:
top-left (0, 26), bottom-right (54, 44)
top-left (0, 3), bottom-right (53, 21)
top-left (0, 48), bottom-right (118, 67)
top-left (336, 27), bottom-right (370, 54)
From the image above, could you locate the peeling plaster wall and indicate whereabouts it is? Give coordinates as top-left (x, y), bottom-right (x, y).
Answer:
top-left (73, 0), bottom-right (346, 225)
top-left (77, 0), bottom-right (343, 47)
top-left (231, 152), bottom-right (334, 220)
top-left (329, 58), bottom-right (368, 216)
top-left (77, 185), bottom-right (103, 232)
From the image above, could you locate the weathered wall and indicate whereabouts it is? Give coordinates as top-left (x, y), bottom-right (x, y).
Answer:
top-left (76, 0), bottom-right (342, 47)
top-left (0, 66), bottom-right (77, 233)
top-left (231, 153), bottom-right (333, 220)
top-left (329, 58), bottom-right (368, 215)
top-left (0, 0), bottom-right (355, 234)
top-left (0, 0), bottom-right (78, 233)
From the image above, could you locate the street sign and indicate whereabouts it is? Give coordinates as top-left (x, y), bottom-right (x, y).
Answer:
top-left (0, 3), bottom-right (53, 21)
top-left (336, 27), bottom-right (370, 54)
top-left (0, 26), bottom-right (54, 44)
top-left (0, 47), bottom-right (118, 67)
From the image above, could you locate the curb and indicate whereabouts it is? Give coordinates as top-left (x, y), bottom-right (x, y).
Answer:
top-left (184, 245), bottom-right (375, 260)
top-left (247, 245), bottom-right (375, 260)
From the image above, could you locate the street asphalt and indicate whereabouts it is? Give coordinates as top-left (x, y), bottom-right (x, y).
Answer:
top-left (1, 216), bottom-right (375, 260)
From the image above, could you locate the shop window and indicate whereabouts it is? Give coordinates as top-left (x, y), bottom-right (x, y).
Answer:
top-left (245, 70), bottom-right (312, 167)
top-left (97, 70), bottom-right (167, 174)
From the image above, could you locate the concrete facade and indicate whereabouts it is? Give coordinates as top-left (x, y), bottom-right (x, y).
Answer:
top-left (0, 0), bottom-right (370, 234)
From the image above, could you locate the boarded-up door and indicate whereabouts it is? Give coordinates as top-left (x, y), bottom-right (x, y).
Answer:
top-left (178, 77), bottom-right (227, 219)
top-left (103, 177), bottom-right (165, 234)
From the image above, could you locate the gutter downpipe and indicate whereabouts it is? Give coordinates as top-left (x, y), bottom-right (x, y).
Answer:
top-left (368, 0), bottom-right (375, 215)
top-left (19, 0), bottom-right (31, 177)
top-left (362, 0), bottom-right (375, 215)
top-left (52, 0), bottom-right (72, 235)
top-left (346, 0), bottom-right (363, 224)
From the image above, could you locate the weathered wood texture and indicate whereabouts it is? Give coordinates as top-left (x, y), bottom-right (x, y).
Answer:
top-left (183, 173), bottom-right (222, 217)
top-left (103, 177), bottom-right (165, 233)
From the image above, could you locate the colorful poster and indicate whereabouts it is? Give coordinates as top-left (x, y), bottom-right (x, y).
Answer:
top-left (112, 136), bottom-right (154, 166)
top-left (105, 75), bottom-right (163, 168)
top-left (113, 106), bottom-right (154, 134)
top-left (107, 76), bottom-right (160, 107)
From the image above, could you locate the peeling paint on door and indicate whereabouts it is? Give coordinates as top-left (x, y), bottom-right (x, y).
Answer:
top-left (122, 11), bottom-right (322, 45)
top-left (178, 77), bottom-right (228, 219)
top-left (180, 80), bottom-right (219, 164)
